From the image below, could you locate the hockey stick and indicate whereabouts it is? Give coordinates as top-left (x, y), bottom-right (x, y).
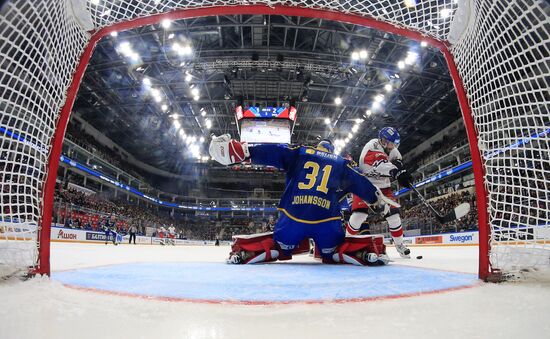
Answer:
top-left (363, 171), bottom-right (470, 224)
top-left (409, 186), bottom-right (470, 224)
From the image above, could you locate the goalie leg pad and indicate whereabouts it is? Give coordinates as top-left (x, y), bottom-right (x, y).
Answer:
top-left (334, 235), bottom-right (387, 266)
top-left (230, 232), bottom-right (278, 263)
top-left (229, 233), bottom-right (310, 263)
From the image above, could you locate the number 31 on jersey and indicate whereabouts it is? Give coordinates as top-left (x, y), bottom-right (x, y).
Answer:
top-left (298, 161), bottom-right (332, 194)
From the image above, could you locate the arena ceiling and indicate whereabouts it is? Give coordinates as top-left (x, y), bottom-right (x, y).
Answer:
top-left (73, 14), bottom-right (461, 174)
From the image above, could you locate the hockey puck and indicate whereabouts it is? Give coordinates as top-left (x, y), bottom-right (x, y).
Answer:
top-left (416, 255), bottom-right (423, 260)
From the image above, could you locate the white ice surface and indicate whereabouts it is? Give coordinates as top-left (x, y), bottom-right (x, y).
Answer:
top-left (1, 243), bottom-right (549, 339)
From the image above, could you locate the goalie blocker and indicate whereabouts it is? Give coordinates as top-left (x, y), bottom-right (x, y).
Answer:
top-left (229, 233), bottom-right (389, 266)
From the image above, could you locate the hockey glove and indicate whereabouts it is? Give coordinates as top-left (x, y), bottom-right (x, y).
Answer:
top-left (391, 159), bottom-right (404, 170)
top-left (209, 134), bottom-right (250, 165)
top-left (390, 167), bottom-right (413, 188)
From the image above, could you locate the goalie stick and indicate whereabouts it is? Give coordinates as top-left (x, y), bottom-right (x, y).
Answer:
top-left (363, 172), bottom-right (470, 224)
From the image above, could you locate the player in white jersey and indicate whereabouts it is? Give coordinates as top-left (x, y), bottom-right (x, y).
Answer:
top-left (167, 225), bottom-right (176, 246)
top-left (347, 127), bottom-right (413, 258)
top-left (158, 226), bottom-right (167, 245)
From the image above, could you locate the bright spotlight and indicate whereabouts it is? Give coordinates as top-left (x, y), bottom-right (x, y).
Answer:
top-left (398, 61), bottom-right (405, 69)
top-left (384, 84), bottom-right (392, 92)
top-left (110, 31), bottom-right (118, 37)
top-left (142, 78), bottom-right (151, 86)
top-left (118, 42), bottom-right (132, 55)
top-left (359, 50), bottom-right (368, 59)
top-left (161, 104), bottom-right (168, 111)
top-left (352, 124), bottom-right (359, 133)
top-left (201, 111), bottom-right (206, 117)
top-left (355, 118), bottom-right (364, 124)
top-left (366, 110), bottom-right (372, 116)
top-left (405, 52), bottom-right (418, 65)
top-left (191, 88), bottom-right (199, 96)
top-left (161, 19), bottom-right (172, 29)
top-left (351, 52), bottom-right (359, 60)
top-left (421, 41), bottom-right (428, 47)
top-left (179, 45), bottom-right (193, 56)
top-left (375, 94), bottom-right (385, 102)
top-left (334, 97), bottom-right (342, 105)
top-left (193, 95), bottom-right (200, 101)
top-left (372, 101), bottom-right (381, 110)
top-left (324, 118), bottom-right (331, 125)
top-left (185, 74), bottom-right (192, 82)
top-left (173, 120), bottom-right (181, 129)
top-left (199, 136), bottom-right (205, 143)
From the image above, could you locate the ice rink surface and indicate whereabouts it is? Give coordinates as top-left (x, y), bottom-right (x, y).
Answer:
top-left (1, 242), bottom-right (550, 339)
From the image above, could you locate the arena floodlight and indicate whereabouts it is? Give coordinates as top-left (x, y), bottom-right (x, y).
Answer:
top-left (161, 19), bottom-right (171, 29)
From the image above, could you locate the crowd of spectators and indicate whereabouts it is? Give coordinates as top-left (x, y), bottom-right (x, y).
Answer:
top-left (53, 185), bottom-right (277, 241)
top-left (368, 190), bottom-right (479, 236)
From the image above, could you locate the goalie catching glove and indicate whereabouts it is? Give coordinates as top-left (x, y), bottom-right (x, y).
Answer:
top-left (209, 134), bottom-right (250, 165)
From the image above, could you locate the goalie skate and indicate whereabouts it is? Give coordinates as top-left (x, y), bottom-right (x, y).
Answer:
top-left (226, 251), bottom-right (252, 264)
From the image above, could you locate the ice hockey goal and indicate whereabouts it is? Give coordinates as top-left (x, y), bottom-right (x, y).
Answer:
top-left (0, 0), bottom-right (548, 280)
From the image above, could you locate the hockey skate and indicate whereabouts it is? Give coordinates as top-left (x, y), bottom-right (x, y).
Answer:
top-left (226, 251), bottom-right (253, 264)
top-left (396, 243), bottom-right (411, 258)
top-left (356, 251), bottom-right (391, 266)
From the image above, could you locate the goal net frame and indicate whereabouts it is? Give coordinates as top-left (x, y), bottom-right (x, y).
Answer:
top-left (1, 0), bottom-right (548, 281)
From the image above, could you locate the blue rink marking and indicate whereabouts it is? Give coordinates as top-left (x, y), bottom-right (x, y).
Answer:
top-left (52, 263), bottom-right (478, 302)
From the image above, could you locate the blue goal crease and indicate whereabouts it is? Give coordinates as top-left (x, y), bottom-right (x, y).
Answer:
top-left (52, 262), bottom-right (478, 302)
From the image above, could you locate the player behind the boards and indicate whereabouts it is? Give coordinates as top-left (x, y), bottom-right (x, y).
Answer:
top-left (209, 135), bottom-right (399, 265)
top-left (347, 127), bottom-right (413, 258)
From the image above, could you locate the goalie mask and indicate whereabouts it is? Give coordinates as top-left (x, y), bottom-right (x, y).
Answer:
top-left (317, 139), bottom-right (334, 153)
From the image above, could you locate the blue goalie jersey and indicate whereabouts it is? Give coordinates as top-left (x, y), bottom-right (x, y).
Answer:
top-left (248, 144), bottom-right (379, 224)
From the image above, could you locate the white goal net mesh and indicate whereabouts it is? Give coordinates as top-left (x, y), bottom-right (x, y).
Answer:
top-left (0, 0), bottom-right (548, 279)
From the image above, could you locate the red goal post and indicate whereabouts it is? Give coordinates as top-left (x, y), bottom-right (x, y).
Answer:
top-left (0, 0), bottom-right (548, 281)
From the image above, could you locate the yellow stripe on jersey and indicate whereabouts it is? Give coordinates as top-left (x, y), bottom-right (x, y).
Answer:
top-left (277, 208), bottom-right (342, 224)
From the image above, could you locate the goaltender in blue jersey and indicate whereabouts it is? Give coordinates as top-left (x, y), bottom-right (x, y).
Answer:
top-left (209, 135), bottom-right (398, 264)
top-left (249, 143), bottom-right (378, 225)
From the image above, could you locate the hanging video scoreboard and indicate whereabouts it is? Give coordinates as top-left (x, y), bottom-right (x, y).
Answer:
top-left (236, 105), bottom-right (297, 144)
